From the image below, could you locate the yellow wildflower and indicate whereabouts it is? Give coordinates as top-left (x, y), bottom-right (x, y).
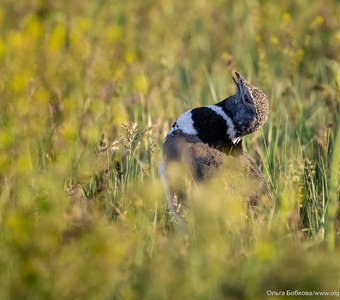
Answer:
top-left (282, 12), bottom-right (291, 22)
top-left (315, 15), bottom-right (324, 25)
top-left (134, 73), bottom-right (149, 94)
top-left (270, 36), bottom-right (279, 45)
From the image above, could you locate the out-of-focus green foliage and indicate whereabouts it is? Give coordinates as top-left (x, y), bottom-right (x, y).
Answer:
top-left (0, 0), bottom-right (339, 299)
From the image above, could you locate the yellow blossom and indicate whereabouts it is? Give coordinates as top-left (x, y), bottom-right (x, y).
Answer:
top-left (295, 49), bottom-right (305, 61)
top-left (0, 39), bottom-right (4, 58)
top-left (134, 73), bottom-right (149, 93)
top-left (221, 51), bottom-right (231, 61)
top-left (34, 87), bottom-right (49, 104)
top-left (63, 97), bottom-right (75, 112)
top-left (26, 16), bottom-right (42, 40)
top-left (315, 15), bottom-right (324, 25)
top-left (105, 25), bottom-right (122, 42)
top-left (16, 151), bottom-right (32, 175)
top-left (282, 12), bottom-right (291, 22)
top-left (124, 50), bottom-right (136, 64)
top-left (270, 35), bottom-right (279, 45)
top-left (11, 71), bottom-right (31, 93)
top-left (0, 128), bottom-right (14, 148)
top-left (60, 119), bottom-right (78, 141)
top-left (255, 242), bottom-right (275, 261)
top-left (48, 24), bottom-right (66, 51)
top-left (78, 16), bottom-right (91, 32)
top-left (8, 30), bottom-right (26, 50)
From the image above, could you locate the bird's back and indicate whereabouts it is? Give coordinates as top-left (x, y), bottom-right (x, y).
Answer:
top-left (161, 130), bottom-right (273, 218)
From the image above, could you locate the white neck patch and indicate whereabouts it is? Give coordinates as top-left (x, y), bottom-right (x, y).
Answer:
top-left (167, 110), bottom-right (197, 137)
top-left (208, 105), bottom-right (239, 144)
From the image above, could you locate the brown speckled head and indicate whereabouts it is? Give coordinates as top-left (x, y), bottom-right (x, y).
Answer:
top-left (232, 72), bottom-right (269, 134)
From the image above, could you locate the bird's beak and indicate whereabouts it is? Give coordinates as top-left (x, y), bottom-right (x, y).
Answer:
top-left (232, 72), bottom-right (242, 92)
top-left (231, 72), bottom-right (240, 93)
top-left (232, 74), bottom-right (238, 86)
top-left (235, 72), bottom-right (245, 82)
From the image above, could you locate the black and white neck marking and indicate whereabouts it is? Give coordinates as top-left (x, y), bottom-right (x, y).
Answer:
top-left (165, 103), bottom-right (241, 150)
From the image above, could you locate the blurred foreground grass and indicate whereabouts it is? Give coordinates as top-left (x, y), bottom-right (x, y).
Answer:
top-left (0, 0), bottom-right (340, 299)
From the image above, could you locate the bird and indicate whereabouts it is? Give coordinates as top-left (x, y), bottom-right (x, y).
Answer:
top-left (159, 72), bottom-right (273, 222)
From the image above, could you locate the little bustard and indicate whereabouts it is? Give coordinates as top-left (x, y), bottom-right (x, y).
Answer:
top-left (159, 72), bottom-right (273, 222)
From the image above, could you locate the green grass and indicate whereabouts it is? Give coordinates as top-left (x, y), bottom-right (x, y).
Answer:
top-left (0, 0), bottom-right (340, 299)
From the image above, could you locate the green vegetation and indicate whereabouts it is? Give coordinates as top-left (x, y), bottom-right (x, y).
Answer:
top-left (0, 0), bottom-right (339, 299)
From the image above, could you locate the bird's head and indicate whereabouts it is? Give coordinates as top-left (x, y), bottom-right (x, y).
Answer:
top-left (229, 72), bottom-right (268, 136)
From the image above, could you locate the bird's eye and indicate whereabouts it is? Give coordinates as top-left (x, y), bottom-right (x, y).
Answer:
top-left (243, 94), bottom-right (252, 104)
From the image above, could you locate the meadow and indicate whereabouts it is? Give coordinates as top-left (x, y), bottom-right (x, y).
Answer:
top-left (0, 0), bottom-right (340, 299)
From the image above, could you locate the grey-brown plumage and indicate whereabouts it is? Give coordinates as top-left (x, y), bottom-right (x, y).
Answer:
top-left (160, 72), bottom-right (273, 220)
